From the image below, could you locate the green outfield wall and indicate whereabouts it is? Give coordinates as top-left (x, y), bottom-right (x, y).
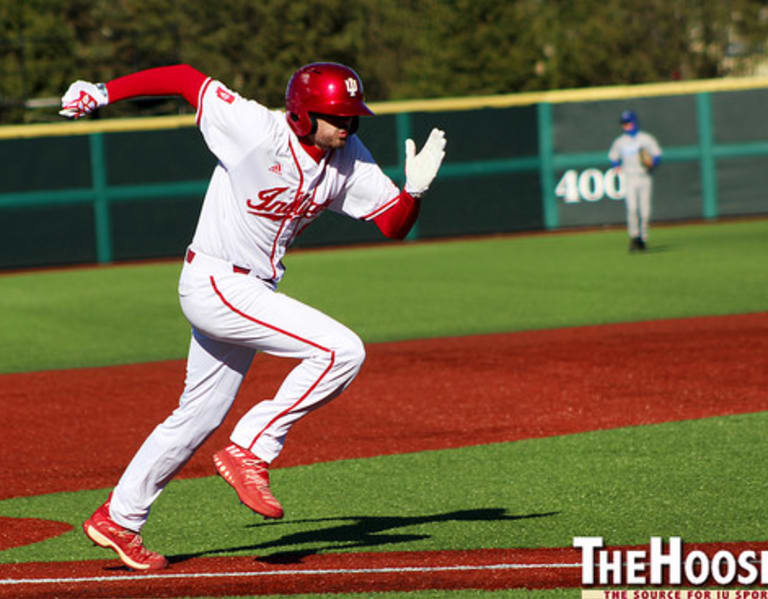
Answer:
top-left (1, 76), bottom-right (767, 269)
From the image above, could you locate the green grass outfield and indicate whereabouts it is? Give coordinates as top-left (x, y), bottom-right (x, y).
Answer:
top-left (1, 218), bottom-right (767, 599)
top-left (2, 218), bottom-right (767, 373)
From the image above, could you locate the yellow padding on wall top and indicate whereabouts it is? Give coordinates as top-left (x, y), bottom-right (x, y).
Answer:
top-left (3, 75), bottom-right (768, 140)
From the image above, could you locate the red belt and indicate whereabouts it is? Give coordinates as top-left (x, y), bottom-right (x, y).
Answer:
top-left (185, 249), bottom-right (251, 275)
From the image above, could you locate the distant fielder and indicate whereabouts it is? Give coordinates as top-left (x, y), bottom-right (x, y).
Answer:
top-left (60, 62), bottom-right (446, 570)
top-left (609, 109), bottom-right (662, 251)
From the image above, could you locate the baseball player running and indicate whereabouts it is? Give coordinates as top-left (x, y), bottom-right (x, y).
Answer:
top-left (608, 110), bottom-right (662, 251)
top-left (59, 62), bottom-right (446, 571)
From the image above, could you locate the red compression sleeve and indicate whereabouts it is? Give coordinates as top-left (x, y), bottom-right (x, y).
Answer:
top-left (106, 64), bottom-right (207, 109)
top-left (373, 191), bottom-right (421, 240)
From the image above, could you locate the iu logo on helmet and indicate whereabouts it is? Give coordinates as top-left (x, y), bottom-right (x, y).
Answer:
top-left (344, 77), bottom-right (359, 97)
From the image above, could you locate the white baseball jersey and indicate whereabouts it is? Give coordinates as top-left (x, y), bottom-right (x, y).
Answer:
top-left (191, 79), bottom-right (400, 283)
top-left (609, 130), bottom-right (662, 242)
top-left (608, 131), bottom-right (662, 178)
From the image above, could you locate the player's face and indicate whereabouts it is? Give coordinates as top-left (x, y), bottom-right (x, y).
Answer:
top-left (312, 114), bottom-right (355, 150)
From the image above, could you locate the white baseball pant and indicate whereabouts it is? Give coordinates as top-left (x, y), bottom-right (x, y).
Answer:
top-left (110, 248), bottom-right (365, 531)
top-left (624, 175), bottom-right (653, 241)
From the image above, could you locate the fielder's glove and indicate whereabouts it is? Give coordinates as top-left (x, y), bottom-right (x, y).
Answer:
top-left (59, 81), bottom-right (109, 119)
top-left (405, 128), bottom-right (447, 197)
top-left (639, 147), bottom-right (655, 172)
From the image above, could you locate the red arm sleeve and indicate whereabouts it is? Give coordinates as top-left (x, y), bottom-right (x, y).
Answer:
top-left (106, 64), bottom-right (208, 109)
top-left (373, 191), bottom-right (421, 240)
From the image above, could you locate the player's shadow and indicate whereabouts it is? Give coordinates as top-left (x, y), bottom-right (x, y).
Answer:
top-left (168, 507), bottom-right (558, 565)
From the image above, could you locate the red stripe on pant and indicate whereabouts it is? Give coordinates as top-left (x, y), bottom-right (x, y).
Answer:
top-left (209, 275), bottom-right (335, 453)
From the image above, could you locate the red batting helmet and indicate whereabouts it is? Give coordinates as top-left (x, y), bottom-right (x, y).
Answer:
top-left (285, 62), bottom-right (374, 137)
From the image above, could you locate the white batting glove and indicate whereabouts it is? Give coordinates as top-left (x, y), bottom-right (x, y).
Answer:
top-left (405, 128), bottom-right (447, 197)
top-left (59, 81), bottom-right (109, 119)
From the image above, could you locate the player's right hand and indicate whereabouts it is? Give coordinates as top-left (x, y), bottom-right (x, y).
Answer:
top-left (59, 81), bottom-right (109, 119)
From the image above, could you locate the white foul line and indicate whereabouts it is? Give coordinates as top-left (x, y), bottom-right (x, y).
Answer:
top-left (0, 562), bottom-right (581, 585)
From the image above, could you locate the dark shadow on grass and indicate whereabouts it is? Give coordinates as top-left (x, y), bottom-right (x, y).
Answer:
top-left (633, 244), bottom-right (670, 254)
top-left (168, 507), bottom-right (559, 565)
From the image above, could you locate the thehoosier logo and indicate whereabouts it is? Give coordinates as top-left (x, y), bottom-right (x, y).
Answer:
top-left (575, 537), bottom-right (768, 586)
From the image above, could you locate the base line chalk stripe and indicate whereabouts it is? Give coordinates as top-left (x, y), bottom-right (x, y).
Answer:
top-left (0, 562), bottom-right (581, 585)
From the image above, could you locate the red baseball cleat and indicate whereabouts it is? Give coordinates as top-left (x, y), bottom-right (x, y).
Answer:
top-left (213, 443), bottom-right (284, 519)
top-left (82, 495), bottom-right (168, 571)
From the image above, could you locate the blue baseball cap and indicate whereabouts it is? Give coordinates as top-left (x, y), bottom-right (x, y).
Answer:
top-left (620, 110), bottom-right (637, 124)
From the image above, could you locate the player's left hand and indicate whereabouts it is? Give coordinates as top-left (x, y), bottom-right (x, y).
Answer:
top-left (405, 128), bottom-right (446, 196)
top-left (59, 81), bottom-right (109, 119)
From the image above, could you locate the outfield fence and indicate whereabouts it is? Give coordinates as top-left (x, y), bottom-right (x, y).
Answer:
top-left (1, 76), bottom-right (768, 269)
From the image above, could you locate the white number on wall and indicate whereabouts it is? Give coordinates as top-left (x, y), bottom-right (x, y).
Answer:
top-left (603, 168), bottom-right (624, 200)
top-left (556, 168), bottom-right (625, 203)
